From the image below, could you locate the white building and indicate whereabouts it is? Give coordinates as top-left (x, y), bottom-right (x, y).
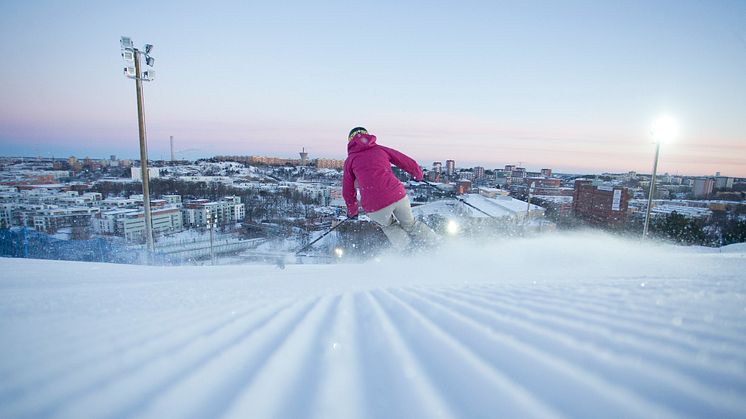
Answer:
top-left (182, 196), bottom-right (245, 227)
top-left (0, 203), bottom-right (13, 227)
top-left (100, 197), bottom-right (138, 210)
top-left (693, 178), bottom-right (714, 198)
top-left (32, 206), bottom-right (100, 232)
top-left (96, 208), bottom-right (133, 235)
top-left (714, 176), bottom-right (734, 190)
top-left (130, 167), bottom-right (162, 180)
top-left (120, 208), bottom-right (183, 241)
top-left (162, 195), bottom-right (182, 206)
top-left (97, 207), bottom-right (183, 241)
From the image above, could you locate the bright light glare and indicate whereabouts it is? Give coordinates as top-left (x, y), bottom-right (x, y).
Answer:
top-left (334, 247), bottom-right (344, 258)
top-left (446, 219), bottom-right (460, 235)
top-left (651, 115), bottom-right (678, 144)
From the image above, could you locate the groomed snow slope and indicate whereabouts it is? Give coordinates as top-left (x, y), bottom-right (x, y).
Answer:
top-left (1, 233), bottom-right (745, 419)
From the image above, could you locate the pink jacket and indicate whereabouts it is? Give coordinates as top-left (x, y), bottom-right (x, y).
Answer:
top-left (343, 133), bottom-right (423, 217)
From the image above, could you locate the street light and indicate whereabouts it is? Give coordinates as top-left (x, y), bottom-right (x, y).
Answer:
top-left (120, 36), bottom-right (156, 254)
top-left (525, 181), bottom-right (535, 225)
top-left (206, 211), bottom-right (217, 265)
top-left (642, 115), bottom-right (678, 239)
top-left (446, 219), bottom-right (460, 235)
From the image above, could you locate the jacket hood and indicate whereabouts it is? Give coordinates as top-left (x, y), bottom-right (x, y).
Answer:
top-left (347, 133), bottom-right (378, 154)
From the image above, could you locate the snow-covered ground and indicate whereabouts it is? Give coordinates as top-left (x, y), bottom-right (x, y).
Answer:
top-left (1, 232), bottom-right (745, 419)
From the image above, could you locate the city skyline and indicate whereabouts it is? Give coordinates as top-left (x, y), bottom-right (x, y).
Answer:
top-left (1, 1), bottom-right (745, 177)
top-left (3, 150), bottom-right (738, 179)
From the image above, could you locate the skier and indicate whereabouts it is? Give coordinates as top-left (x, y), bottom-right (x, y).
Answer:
top-left (343, 127), bottom-right (439, 251)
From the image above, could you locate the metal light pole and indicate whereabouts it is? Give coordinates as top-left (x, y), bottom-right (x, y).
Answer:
top-left (525, 181), bottom-right (535, 224)
top-left (22, 224), bottom-right (29, 258)
top-left (642, 115), bottom-right (677, 240)
top-left (121, 36), bottom-right (156, 253)
top-left (642, 142), bottom-right (660, 239)
top-left (209, 213), bottom-right (215, 265)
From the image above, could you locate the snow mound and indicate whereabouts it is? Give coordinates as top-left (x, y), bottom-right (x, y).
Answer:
top-left (1, 233), bottom-right (745, 418)
top-left (721, 242), bottom-right (746, 253)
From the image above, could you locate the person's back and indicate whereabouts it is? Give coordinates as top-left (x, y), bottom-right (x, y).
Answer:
top-left (344, 131), bottom-right (421, 216)
top-left (343, 127), bottom-right (438, 251)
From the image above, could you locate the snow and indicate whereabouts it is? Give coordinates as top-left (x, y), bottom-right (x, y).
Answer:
top-left (534, 195), bottom-right (573, 204)
top-left (1, 232), bottom-right (745, 419)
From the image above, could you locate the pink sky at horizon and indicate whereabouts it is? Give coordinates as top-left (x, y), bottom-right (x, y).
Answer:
top-left (1, 1), bottom-right (744, 178)
top-left (2, 116), bottom-right (743, 177)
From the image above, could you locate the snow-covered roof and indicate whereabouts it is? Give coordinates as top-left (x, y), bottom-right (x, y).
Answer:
top-left (413, 194), bottom-right (544, 219)
top-left (462, 193), bottom-right (544, 215)
top-left (534, 195), bottom-right (574, 204)
top-left (412, 199), bottom-right (461, 217)
top-left (651, 204), bottom-right (712, 218)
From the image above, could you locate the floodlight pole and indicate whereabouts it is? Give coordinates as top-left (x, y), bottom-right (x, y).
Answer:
top-left (525, 181), bottom-right (535, 224)
top-left (134, 50), bottom-right (155, 253)
top-left (209, 213), bottom-right (215, 265)
top-left (642, 141), bottom-right (661, 240)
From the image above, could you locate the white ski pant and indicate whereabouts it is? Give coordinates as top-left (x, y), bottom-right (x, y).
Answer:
top-left (366, 196), bottom-right (438, 250)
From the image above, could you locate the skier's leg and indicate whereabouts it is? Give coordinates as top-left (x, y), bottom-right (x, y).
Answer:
top-left (366, 202), bottom-right (412, 250)
top-left (391, 196), bottom-right (440, 245)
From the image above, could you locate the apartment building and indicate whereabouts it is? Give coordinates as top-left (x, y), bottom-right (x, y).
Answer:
top-left (182, 196), bottom-right (245, 227)
top-left (572, 180), bottom-right (630, 227)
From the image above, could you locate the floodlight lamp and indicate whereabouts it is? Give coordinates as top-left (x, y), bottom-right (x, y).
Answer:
top-left (334, 247), bottom-right (344, 258)
top-left (651, 115), bottom-right (678, 144)
top-left (146, 56), bottom-right (155, 67)
top-left (122, 49), bottom-right (135, 62)
top-left (143, 70), bottom-right (155, 81)
top-left (144, 44), bottom-right (153, 54)
top-left (120, 36), bottom-right (133, 50)
top-left (124, 66), bottom-right (137, 79)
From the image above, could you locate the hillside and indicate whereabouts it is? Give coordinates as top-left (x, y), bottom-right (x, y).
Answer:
top-left (1, 233), bottom-right (745, 418)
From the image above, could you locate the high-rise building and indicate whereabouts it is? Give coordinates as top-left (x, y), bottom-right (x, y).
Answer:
top-left (473, 166), bottom-right (485, 179)
top-left (446, 160), bottom-right (455, 176)
top-left (182, 196), bottom-right (245, 227)
top-left (433, 161), bottom-right (442, 173)
top-left (693, 178), bottom-right (714, 198)
top-left (714, 176), bottom-right (734, 190)
top-left (572, 180), bottom-right (629, 227)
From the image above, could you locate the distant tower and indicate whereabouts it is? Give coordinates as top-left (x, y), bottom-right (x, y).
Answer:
top-left (299, 147), bottom-right (309, 165)
top-left (170, 136), bottom-right (175, 161)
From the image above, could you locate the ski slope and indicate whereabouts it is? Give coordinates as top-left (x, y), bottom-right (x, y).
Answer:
top-left (1, 233), bottom-right (745, 419)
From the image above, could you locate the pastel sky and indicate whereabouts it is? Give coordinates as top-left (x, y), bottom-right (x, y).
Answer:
top-left (1, 0), bottom-right (745, 176)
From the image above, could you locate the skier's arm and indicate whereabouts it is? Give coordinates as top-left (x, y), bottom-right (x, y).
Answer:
top-left (381, 146), bottom-right (423, 181)
top-left (342, 159), bottom-right (359, 217)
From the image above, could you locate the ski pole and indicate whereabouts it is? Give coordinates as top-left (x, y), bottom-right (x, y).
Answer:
top-left (422, 180), bottom-right (496, 218)
top-left (295, 216), bottom-right (352, 255)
